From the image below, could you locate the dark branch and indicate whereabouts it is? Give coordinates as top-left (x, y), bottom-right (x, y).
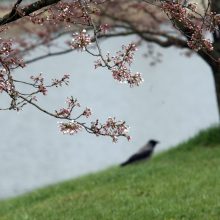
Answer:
top-left (0, 0), bottom-right (61, 26)
top-left (211, 0), bottom-right (220, 14)
top-left (102, 11), bottom-right (188, 49)
top-left (10, 0), bottom-right (23, 16)
top-left (211, 0), bottom-right (220, 43)
top-left (25, 49), bottom-right (72, 64)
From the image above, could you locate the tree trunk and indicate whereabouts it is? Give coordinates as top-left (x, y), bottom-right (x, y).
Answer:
top-left (212, 67), bottom-right (220, 121)
top-left (211, 0), bottom-right (220, 121)
top-left (197, 50), bottom-right (220, 121)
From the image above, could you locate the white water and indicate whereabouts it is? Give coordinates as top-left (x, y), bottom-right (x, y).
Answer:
top-left (0, 37), bottom-right (218, 199)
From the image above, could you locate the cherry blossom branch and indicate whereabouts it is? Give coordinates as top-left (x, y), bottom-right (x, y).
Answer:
top-left (17, 94), bottom-right (130, 142)
top-left (1, 0), bottom-right (219, 142)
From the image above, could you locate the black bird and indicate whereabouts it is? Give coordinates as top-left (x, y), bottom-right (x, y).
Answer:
top-left (120, 139), bottom-right (159, 167)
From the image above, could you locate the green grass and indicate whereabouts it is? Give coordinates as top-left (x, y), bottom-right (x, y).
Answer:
top-left (1, 126), bottom-right (220, 220)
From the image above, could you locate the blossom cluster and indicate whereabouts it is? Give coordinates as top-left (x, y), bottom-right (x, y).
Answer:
top-left (0, 68), bottom-right (13, 93)
top-left (188, 32), bottom-right (213, 52)
top-left (70, 29), bottom-right (92, 50)
top-left (55, 96), bottom-right (80, 118)
top-left (99, 24), bottom-right (110, 33)
top-left (57, 97), bottom-right (93, 135)
top-left (82, 107), bottom-right (92, 118)
top-left (0, 39), bottom-right (25, 69)
top-left (58, 120), bottom-right (83, 135)
top-left (162, 1), bottom-right (215, 52)
top-left (56, 98), bottom-right (130, 142)
top-left (95, 43), bottom-right (143, 87)
top-left (58, 114), bottom-right (130, 142)
top-left (91, 117), bottom-right (130, 142)
top-left (0, 39), bottom-right (25, 105)
top-left (47, 1), bottom-right (90, 25)
top-left (30, 73), bottom-right (47, 95)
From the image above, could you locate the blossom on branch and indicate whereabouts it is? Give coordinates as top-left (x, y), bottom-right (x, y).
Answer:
top-left (91, 117), bottom-right (130, 142)
top-left (82, 107), bottom-right (92, 118)
top-left (71, 29), bottom-right (92, 50)
top-left (95, 43), bottom-right (144, 87)
top-left (162, 1), bottom-right (214, 52)
top-left (52, 74), bottom-right (70, 87)
top-left (6, 0), bottom-right (220, 142)
top-left (55, 108), bottom-right (70, 118)
top-left (58, 120), bottom-right (83, 135)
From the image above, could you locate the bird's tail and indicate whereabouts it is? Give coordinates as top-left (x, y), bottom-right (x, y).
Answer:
top-left (120, 160), bottom-right (130, 167)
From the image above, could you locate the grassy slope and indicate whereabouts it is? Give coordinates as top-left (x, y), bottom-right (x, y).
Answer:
top-left (1, 127), bottom-right (220, 220)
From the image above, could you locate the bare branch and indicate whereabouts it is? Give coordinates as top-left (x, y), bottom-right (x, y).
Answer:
top-left (0, 0), bottom-right (61, 26)
top-left (25, 49), bottom-right (72, 64)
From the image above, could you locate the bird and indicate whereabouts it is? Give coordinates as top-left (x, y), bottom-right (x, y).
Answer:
top-left (120, 139), bottom-right (159, 167)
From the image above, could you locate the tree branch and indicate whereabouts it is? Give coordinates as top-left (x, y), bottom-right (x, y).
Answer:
top-left (25, 48), bottom-right (72, 64)
top-left (0, 0), bottom-right (61, 26)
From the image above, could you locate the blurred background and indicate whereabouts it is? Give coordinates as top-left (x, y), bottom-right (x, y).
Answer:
top-left (0, 0), bottom-right (218, 199)
top-left (0, 36), bottom-right (219, 199)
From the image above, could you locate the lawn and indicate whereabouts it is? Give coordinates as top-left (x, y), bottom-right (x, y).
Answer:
top-left (0, 126), bottom-right (220, 220)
